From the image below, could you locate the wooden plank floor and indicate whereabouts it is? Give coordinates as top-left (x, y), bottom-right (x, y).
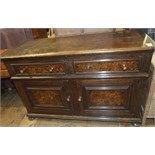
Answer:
top-left (1, 89), bottom-right (155, 127)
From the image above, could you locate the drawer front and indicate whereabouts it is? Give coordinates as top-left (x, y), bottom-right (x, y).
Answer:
top-left (13, 63), bottom-right (65, 76)
top-left (74, 59), bottom-right (140, 73)
top-left (6, 57), bottom-right (67, 76)
top-left (76, 78), bottom-right (143, 118)
top-left (14, 79), bottom-right (74, 115)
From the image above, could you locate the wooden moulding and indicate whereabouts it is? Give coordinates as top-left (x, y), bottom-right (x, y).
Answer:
top-left (27, 113), bottom-right (141, 123)
top-left (1, 30), bottom-right (154, 59)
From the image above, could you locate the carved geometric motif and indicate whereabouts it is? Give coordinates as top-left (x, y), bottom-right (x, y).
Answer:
top-left (15, 63), bottom-right (65, 75)
top-left (75, 60), bottom-right (139, 72)
top-left (30, 90), bottom-right (62, 106)
top-left (89, 90), bottom-right (125, 106)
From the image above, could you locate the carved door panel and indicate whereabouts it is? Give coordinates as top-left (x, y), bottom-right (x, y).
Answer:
top-left (76, 78), bottom-right (142, 118)
top-left (14, 79), bottom-right (74, 115)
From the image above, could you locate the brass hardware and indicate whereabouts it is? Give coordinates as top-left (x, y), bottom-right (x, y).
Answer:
top-left (67, 96), bottom-right (70, 102)
top-left (87, 65), bottom-right (90, 70)
top-left (78, 96), bottom-right (82, 102)
top-left (122, 64), bottom-right (127, 71)
top-left (49, 67), bottom-right (54, 72)
top-left (20, 69), bottom-right (24, 74)
top-left (19, 67), bottom-right (27, 74)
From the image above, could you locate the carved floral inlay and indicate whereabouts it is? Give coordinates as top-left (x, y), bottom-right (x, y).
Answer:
top-left (89, 90), bottom-right (125, 106)
top-left (75, 60), bottom-right (139, 72)
top-left (30, 90), bottom-right (62, 106)
top-left (15, 63), bottom-right (65, 75)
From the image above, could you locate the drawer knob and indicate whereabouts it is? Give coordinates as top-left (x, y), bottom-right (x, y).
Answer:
top-left (66, 96), bottom-right (70, 102)
top-left (78, 96), bottom-right (82, 102)
top-left (20, 69), bottom-right (24, 74)
top-left (87, 65), bottom-right (90, 70)
top-left (49, 67), bottom-right (54, 72)
top-left (122, 64), bottom-right (127, 71)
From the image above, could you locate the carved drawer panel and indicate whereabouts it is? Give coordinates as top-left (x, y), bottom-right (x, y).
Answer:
top-left (74, 60), bottom-right (140, 73)
top-left (76, 78), bottom-right (142, 118)
top-left (12, 63), bottom-right (65, 76)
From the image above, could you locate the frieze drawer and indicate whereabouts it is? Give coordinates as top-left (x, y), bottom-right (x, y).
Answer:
top-left (10, 62), bottom-right (66, 76)
top-left (74, 59), bottom-right (141, 73)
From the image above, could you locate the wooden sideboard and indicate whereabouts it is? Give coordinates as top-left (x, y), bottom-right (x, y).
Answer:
top-left (1, 30), bottom-right (154, 125)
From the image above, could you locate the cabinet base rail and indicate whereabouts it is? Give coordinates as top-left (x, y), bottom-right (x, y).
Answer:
top-left (27, 113), bottom-right (141, 123)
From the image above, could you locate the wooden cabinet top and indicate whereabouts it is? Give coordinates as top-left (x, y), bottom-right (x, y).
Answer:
top-left (1, 30), bottom-right (154, 59)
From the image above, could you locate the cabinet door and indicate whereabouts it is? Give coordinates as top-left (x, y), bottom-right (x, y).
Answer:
top-left (76, 79), bottom-right (142, 118)
top-left (14, 79), bottom-right (74, 115)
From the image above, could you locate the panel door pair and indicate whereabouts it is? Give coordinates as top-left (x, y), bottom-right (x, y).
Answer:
top-left (14, 78), bottom-right (143, 119)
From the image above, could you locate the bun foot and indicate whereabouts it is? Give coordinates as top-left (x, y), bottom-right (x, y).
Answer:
top-left (27, 115), bottom-right (35, 120)
top-left (132, 122), bottom-right (141, 127)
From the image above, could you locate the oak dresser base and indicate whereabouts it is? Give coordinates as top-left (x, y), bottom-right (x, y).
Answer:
top-left (2, 30), bottom-right (154, 125)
